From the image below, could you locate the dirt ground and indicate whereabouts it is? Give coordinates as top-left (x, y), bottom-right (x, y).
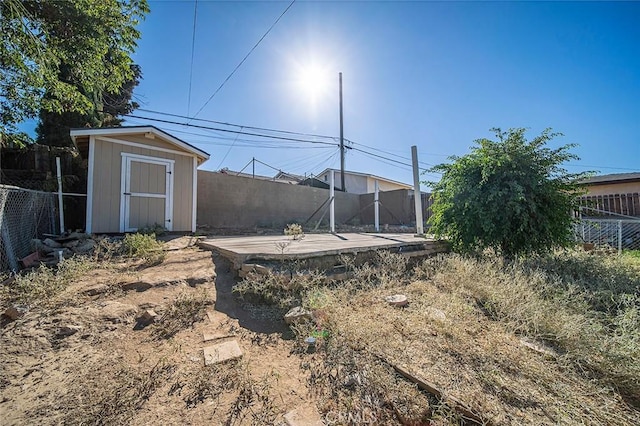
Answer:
top-left (0, 238), bottom-right (316, 425)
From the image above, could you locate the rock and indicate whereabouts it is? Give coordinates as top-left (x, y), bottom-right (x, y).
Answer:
top-left (139, 309), bottom-right (158, 323)
top-left (63, 240), bottom-right (80, 249)
top-left (57, 325), bottom-right (82, 337)
top-left (283, 405), bottom-right (324, 426)
top-left (385, 294), bottom-right (408, 307)
top-left (68, 232), bottom-right (90, 240)
top-left (83, 284), bottom-right (108, 296)
top-left (98, 301), bottom-right (137, 323)
top-left (43, 238), bottom-right (63, 248)
top-left (203, 340), bottom-right (243, 365)
top-left (32, 239), bottom-right (54, 254)
top-left (121, 281), bottom-right (153, 292)
top-left (240, 263), bottom-right (272, 275)
top-left (520, 338), bottom-right (558, 358)
top-left (73, 239), bottom-right (96, 254)
top-left (426, 307), bottom-right (446, 321)
top-left (3, 305), bottom-right (28, 320)
top-left (284, 306), bottom-right (313, 325)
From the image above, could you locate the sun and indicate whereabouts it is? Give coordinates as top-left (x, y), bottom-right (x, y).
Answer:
top-left (296, 64), bottom-right (330, 100)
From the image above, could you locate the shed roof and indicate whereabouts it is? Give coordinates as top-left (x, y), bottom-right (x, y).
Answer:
top-left (69, 126), bottom-right (210, 163)
top-left (582, 172), bottom-right (640, 185)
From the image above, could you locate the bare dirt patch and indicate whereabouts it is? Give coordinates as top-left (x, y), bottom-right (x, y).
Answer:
top-left (0, 239), bottom-right (313, 425)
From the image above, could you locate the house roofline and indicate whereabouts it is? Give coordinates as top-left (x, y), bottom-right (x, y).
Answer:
top-left (69, 125), bottom-right (210, 161)
top-left (316, 168), bottom-right (412, 188)
top-left (582, 172), bottom-right (640, 186)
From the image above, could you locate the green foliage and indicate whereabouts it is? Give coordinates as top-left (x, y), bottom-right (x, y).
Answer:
top-left (427, 128), bottom-right (590, 258)
top-left (0, 0), bottom-right (148, 139)
top-left (122, 233), bottom-right (165, 264)
top-left (36, 64), bottom-right (142, 147)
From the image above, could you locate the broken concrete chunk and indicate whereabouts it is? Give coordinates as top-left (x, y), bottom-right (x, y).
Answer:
top-left (139, 309), bottom-right (158, 323)
top-left (385, 294), bottom-right (408, 307)
top-left (3, 305), bottom-right (28, 321)
top-left (203, 340), bottom-right (243, 365)
top-left (43, 238), bottom-right (63, 248)
top-left (284, 306), bottom-right (313, 325)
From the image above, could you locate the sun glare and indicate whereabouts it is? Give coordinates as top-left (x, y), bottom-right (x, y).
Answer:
top-left (296, 65), bottom-right (330, 100)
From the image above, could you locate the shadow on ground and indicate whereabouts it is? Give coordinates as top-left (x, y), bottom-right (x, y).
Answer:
top-left (210, 252), bottom-right (290, 336)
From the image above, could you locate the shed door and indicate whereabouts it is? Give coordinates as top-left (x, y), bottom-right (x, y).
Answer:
top-left (120, 154), bottom-right (174, 232)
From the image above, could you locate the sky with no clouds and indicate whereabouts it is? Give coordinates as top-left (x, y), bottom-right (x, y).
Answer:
top-left (125, 0), bottom-right (639, 187)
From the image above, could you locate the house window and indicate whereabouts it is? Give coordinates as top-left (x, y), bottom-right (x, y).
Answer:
top-left (323, 174), bottom-right (327, 182)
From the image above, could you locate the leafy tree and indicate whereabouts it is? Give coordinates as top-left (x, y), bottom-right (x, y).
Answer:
top-left (427, 128), bottom-right (589, 258)
top-left (0, 0), bottom-right (148, 143)
top-left (36, 64), bottom-right (142, 147)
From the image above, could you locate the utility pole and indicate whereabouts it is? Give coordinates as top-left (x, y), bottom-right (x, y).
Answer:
top-left (339, 72), bottom-right (345, 192)
top-left (252, 157), bottom-right (255, 178)
top-left (411, 146), bottom-right (424, 235)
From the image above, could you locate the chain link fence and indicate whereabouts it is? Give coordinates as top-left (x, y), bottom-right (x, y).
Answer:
top-left (575, 218), bottom-right (640, 252)
top-left (0, 185), bottom-right (58, 272)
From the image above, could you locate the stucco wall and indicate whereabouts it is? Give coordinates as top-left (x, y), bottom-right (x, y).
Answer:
top-left (197, 171), bottom-right (361, 229)
top-left (585, 182), bottom-right (640, 196)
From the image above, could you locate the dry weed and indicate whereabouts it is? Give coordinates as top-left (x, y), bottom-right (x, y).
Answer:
top-left (152, 290), bottom-right (210, 339)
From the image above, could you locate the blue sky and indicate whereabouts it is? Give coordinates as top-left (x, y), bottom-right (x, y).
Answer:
top-left (125, 0), bottom-right (640, 187)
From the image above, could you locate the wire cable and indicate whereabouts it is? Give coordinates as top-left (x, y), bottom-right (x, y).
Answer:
top-left (187, 0), bottom-right (198, 116)
top-left (139, 108), bottom-right (337, 141)
top-left (190, 0), bottom-right (296, 121)
top-left (125, 114), bottom-right (338, 146)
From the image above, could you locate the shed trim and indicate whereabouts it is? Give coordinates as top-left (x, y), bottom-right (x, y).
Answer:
top-left (119, 152), bottom-right (175, 232)
top-left (70, 126), bottom-right (209, 161)
top-left (192, 156), bottom-right (198, 233)
top-left (86, 136), bottom-right (96, 234)
top-left (97, 136), bottom-right (198, 159)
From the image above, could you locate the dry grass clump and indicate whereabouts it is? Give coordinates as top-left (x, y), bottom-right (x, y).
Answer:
top-left (418, 252), bottom-right (640, 407)
top-left (61, 359), bottom-right (177, 425)
top-left (233, 269), bottom-right (325, 310)
top-left (295, 250), bottom-right (640, 425)
top-left (169, 360), bottom-right (279, 425)
top-left (152, 290), bottom-right (210, 339)
top-left (0, 257), bottom-right (94, 307)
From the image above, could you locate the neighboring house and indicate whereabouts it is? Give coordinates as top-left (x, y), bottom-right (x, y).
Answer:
top-left (582, 173), bottom-right (640, 196)
top-left (315, 168), bottom-right (412, 194)
top-left (218, 168), bottom-right (300, 184)
top-left (580, 172), bottom-right (640, 217)
top-left (70, 126), bottom-right (209, 233)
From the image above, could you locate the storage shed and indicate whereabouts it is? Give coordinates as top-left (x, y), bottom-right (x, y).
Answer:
top-left (70, 126), bottom-right (209, 234)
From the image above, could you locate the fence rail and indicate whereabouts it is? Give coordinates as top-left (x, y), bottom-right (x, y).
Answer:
top-left (575, 218), bottom-right (640, 252)
top-left (0, 185), bottom-right (58, 272)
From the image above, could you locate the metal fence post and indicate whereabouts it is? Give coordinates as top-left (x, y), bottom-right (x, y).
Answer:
top-left (618, 220), bottom-right (622, 254)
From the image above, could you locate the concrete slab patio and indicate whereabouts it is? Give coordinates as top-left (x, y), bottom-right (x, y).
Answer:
top-left (199, 233), bottom-right (448, 267)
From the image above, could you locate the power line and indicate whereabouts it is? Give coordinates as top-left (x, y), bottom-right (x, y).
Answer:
top-left (139, 108), bottom-right (337, 141)
top-left (125, 114), bottom-right (338, 146)
top-left (187, 0), bottom-right (198, 116)
top-left (190, 0), bottom-right (296, 120)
